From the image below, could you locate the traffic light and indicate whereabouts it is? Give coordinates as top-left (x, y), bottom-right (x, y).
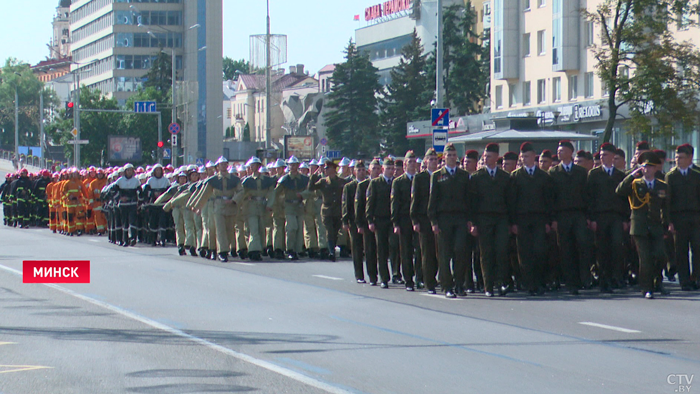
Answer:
top-left (65, 102), bottom-right (74, 119)
top-left (157, 141), bottom-right (164, 148)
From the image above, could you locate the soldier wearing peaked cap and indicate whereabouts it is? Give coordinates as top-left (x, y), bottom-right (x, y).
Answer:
top-left (366, 157), bottom-right (396, 287)
top-left (190, 156), bottom-right (242, 262)
top-left (616, 151), bottom-right (669, 299)
top-left (355, 159), bottom-right (381, 285)
top-left (391, 151), bottom-right (423, 291)
top-left (410, 148), bottom-right (439, 293)
top-left (307, 159), bottom-right (348, 261)
top-left (306, 158), bottom-right (329, 259)
top-left (343, 160), bottom-right (368, 282)
top-left (268, 156), bottom-right (309, 260)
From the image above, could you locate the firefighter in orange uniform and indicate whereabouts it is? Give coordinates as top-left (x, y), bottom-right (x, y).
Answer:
top-left (88, 168), bottom-right (108, 235)
top-left (82, 167), bottom-right (98, 234)
top-left (46, 173), bottom-right (59, 232)
top-left (61, 168), bottom-right (88, 236)
top-left (56, 171), bottom-right (69, 234)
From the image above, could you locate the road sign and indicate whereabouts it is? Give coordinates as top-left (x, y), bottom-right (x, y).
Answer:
top-left (319, 137), bottom-right (328, 146)
top-left (171, 134), bottom-right (177, 146)
top-left (134, 101), bottom-right (157, 113)
top-left (70, 128), bottom-right (78, 137)
top-left (66, 139), bottom-right (90, 145)
top-left (168, 122), bottom-right (180, 134)
top-left (431, 108), bottom-right (450, 128)
top-left (327, 150), bottom-right (341, 159)
top-left (163, 148), bottom-right (171, 159)
top-left (432, 130), bottom-right (448, 153)
top-left (195, 158), bottom-right (204, 166)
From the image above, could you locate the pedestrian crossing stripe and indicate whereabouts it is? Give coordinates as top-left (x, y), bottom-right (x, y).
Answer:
top-left (0, 365), bottom-right (53, 374)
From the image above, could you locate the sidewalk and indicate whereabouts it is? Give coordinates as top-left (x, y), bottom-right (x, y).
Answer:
top-left (0, 159), bottom-right (42, 174)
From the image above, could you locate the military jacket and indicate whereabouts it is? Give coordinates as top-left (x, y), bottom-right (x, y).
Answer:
top-left (409, 170), bottom-right (431, 227)
top-left (616, 174), bottom-right (668, 237)
top-left (391, 173), bottom-right (414, 226)
top-left (354, 178), bottom-right (371, 228)
top-left (367, 176), bottom-right (393, 224)
top-left (342, 179), bottom-right (359, 226)
top-left (665, 166), bottom-right (700, 223)
top-left (427, 167), bottom-right (472, 226)
top-left (309, 175), bottom-right (348, 217)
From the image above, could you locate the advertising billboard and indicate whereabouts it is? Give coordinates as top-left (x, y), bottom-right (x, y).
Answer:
top-left (284, 136), bottom-right (315, 160)
top-left (108, 136), bottom-right (142, 162)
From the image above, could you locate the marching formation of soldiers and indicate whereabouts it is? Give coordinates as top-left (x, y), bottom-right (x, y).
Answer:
top-left (3, 139), bottom-right (699, 300)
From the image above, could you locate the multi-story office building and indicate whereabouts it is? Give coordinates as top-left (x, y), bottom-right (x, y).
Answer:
top-left (490, 0), bottom-right (700, 157)
top-left (68, 0), bottom-right (223, 163)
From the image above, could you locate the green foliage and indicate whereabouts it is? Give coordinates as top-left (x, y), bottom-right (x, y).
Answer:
top-left (325, 39), bottom-right (381, 157)
top-left (442, 2), bottom-right (488, 115)
top-left (585, 0), bottom-right (700, 142)
top-left (0, 58), bottom-right (58, 150)
top-left (380, 29), bottom-right (432, 156)
top-left (143, 50), bottom-right (172, 93)
top-left (243, 122), bottom-right (251, 141)
top-left (223, 57), bottom-right (251, 80)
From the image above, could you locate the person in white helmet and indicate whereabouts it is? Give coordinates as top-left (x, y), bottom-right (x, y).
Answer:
top-left (268, 156), bottom-right (309, 260)
top-left (234, 156), bottom-right (276, 261)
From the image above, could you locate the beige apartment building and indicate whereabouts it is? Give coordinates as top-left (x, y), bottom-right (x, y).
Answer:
top-left (490, 0), bottom-right (700, 158)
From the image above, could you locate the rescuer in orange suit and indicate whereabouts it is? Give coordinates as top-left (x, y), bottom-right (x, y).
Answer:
top-left (82, 167), bottom-right (98, 234)
top-left (56, 171), bottom-right (69, 234)
top-left (46, 172), bottom-right (60, 233)
top-left (88, 168), bottom-right (108, 235)
top-left (61, 168), bottom-right (88, 236)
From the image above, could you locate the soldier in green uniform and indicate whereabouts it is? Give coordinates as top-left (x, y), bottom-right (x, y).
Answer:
top-left (665, 144), bottom-right (700, 291)
top-left (392, 151), bottom-right (422, 291)
top-left (156, 171), bottom-right (189, 255)
top-left (356, 159), bottom-right (381, 285)
top-left (510, 142), bottom-right (554, 296)
top-left (235, 164), bottom-right (249, 259)
top-left (343, 160), bottom-right (367, 282)
top-left (587, 142), bottom-right (629, 292)
top-left (616, 151), bottom-right (669, 299)
top-left (411, 148), bottom-right (439, 294)
top-left (366, 157), bottom-right (395, 287)
top-left (190, 156), bottom-right (242, 262)
top-left (235, 157), bottom-right (276, 261)
top-left (550, 140), bottom-right (594, 294)
top-left (470, 143), bottom-right (513, 297)
top-left (271, 158), bottom-right (287, 259)
top-left (428, 143), bottom-right (473, 298)
top-left (307, 159), bottom-right (329, 259)
top-left (269, 156), bottom-right (308, 260)
top-left (308, 160), bottom-right (348, 261)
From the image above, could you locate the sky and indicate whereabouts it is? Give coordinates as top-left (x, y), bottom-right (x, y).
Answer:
top-left (0, 0), bottom-right (385, 76)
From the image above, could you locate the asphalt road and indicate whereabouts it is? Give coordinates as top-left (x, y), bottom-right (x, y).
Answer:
top-left (1, 163), bottom-right (699, 394)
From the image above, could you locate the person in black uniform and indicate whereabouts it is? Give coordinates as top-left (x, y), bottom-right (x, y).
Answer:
top-left (308, 160), bottom-right (348, 261)
top-left (550, 140), bottom-right (594, 294)
top-left (366, 157), bottom-right (395, 288)
top-left (665, 144), bottom-right (700, 291)
top-left (616, 151), bottom-right (669, 299)
top-left (411, 149), bottom-right (439, 294)
top-left (32, 170), bottom-right (51, 227)
top-left (428, 143), bottom-right (473, 298)
top-left (587, 142), bottom-right (628, 293)
top-left (510, 142), bottom-right (554, 296)
top-left (356, 159), bottom-right (382, 285)
top-left (463, 149), bottom-right (482, 293)
top-left (10, 169), bottom-right (34, 228)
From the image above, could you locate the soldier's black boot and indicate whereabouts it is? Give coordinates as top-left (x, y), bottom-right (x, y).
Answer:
top-left (218, 252), bottom-right (229, 263)
top-left (308, 249), bottom-right (318, 259)
top-left (229, 250), bottom-right (238, 259)
top-left (319, 248), bottom-right (329, 260)
top-left (210, 251), bottom-right (218, 261)
top-left (274, 249), bottom-right (285, 260)
top-left (189, 246), bottom-right (197, 256)
top-left (249, 251), bottom-right (262, 261)
top-left (238, 249), bottom-right (248, 260)
top-left (178, 245), bottom-right (186, 256)
top-left (339, 246), bottom-right (350, 258)
top-left (205, 249), bottom-right (212, 260)
top-left (199, 248), bottom-right (208, 258)
top-left (261, 247), bottom-right (269, 257)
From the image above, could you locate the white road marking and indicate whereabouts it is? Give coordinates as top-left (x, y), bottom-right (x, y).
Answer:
top-left (312, 275), bottom-right (344, 281)
top-left (235, 262), bottom-right (256, 266)
top-left (0, 264), bottom-right (353, 394)
top-left (89, 239), bottom-right (100, 242)
top-left (0, 342), bottom-right (16, 346)
top-left (579, 322), bottom-right (641, 333)
top-left (0, 365), bottom-right (53, 374)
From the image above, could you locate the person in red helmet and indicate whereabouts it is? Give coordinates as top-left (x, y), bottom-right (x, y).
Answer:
top-left (31, 169), bottom-right (52, 227)
top-left (10, 168), bottom-right (34, 228)
top-left (1, 173), bottom-right (15, 226)
top-left (88, 168), bottom-right (109, 235)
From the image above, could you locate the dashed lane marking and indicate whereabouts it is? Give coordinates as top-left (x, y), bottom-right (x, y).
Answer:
top-left (0, 365), bottom-right (53, 374)
top-left (312, 275), bottom-right (344, 281)
top-left (235, 262), bottom-right (256, 266)
top-left (579, 322), bottom-right (641, 333)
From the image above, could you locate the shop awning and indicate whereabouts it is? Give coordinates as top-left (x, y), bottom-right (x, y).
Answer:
top-left (448, 129), bottom-right (598, 143)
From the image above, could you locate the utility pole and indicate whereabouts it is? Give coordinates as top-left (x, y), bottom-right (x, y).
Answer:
top-left (265, 0), bottom-right (272, 152)
top-left (171, 48), bottom-right (177, 167)
top-left (436, 0), bottom-right (444, 108)
top-left (39, 89), bottom-right (44, 168)
top-left (14, 84), bottom-right (19, 161)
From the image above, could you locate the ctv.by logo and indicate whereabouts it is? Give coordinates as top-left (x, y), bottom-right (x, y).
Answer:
top-left (667, 374), bottom-right (693, 392)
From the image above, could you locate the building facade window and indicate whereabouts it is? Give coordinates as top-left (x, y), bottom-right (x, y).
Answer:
top-left (568, 75), bottom-right (578, 100)
top-left (552, 77), bottom-right (561, 102)
top-left (495, 85), bottom-right (503, 109)
top-left (523, 33), bottom-right (530, 57)
top-left (537, 30), bottom-right (546, 55)
top-left (539, 0), bottom-right (546, 8)
top-left (537, 79), bottom-right (546, 103)
top-left (524, 0), bottom-right (530, 10)
top-left (585, 21), bottom-right (594, 47)
top-left (523, 81), bottom-right (531, 106)
top-left (509, 83), bottom-right (517, 107)
top-left (584, 72), bottom-right (594, 98)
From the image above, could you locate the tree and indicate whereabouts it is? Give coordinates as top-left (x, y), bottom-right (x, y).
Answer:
top-left (243, 122), bottom-right (251, 141)
top-left (380, 29), bottom-right (432, 155)
top-left (0, 58), bottom-right (57, 149)
top-left (143, 49), bottom-right (172, 93)
top-left (223, 57), bottom-right (251, 81)
top-left (585, 0), bottom-right (700, 142)
top-left (442, 2), bottom-right (488, 115)
top-left (325, 39), bottom-right (381, 157)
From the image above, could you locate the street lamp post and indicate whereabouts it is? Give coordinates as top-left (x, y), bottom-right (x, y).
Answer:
top-left (265, 0), bottom-right (272, 151)
top-left (14, 81), bottom-right (19, 161)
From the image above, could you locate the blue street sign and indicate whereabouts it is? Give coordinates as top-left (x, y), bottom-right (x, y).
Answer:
top-left (327, 150), bottom-right (341, 159)
top-left (162, 148), bottom-right (171, 159)
top-left (168, 122), bottom-right (180, 134)
top-left (195, 158), bottom-right (204, 166)
top-left (431, 108), bottom-right (450, 128)
top-left (432, 130), bottom-right (448, 153)
top-left (134, 101), bottom-right (157, 113)
top-left (319, 137), bottom-right (328, 146)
